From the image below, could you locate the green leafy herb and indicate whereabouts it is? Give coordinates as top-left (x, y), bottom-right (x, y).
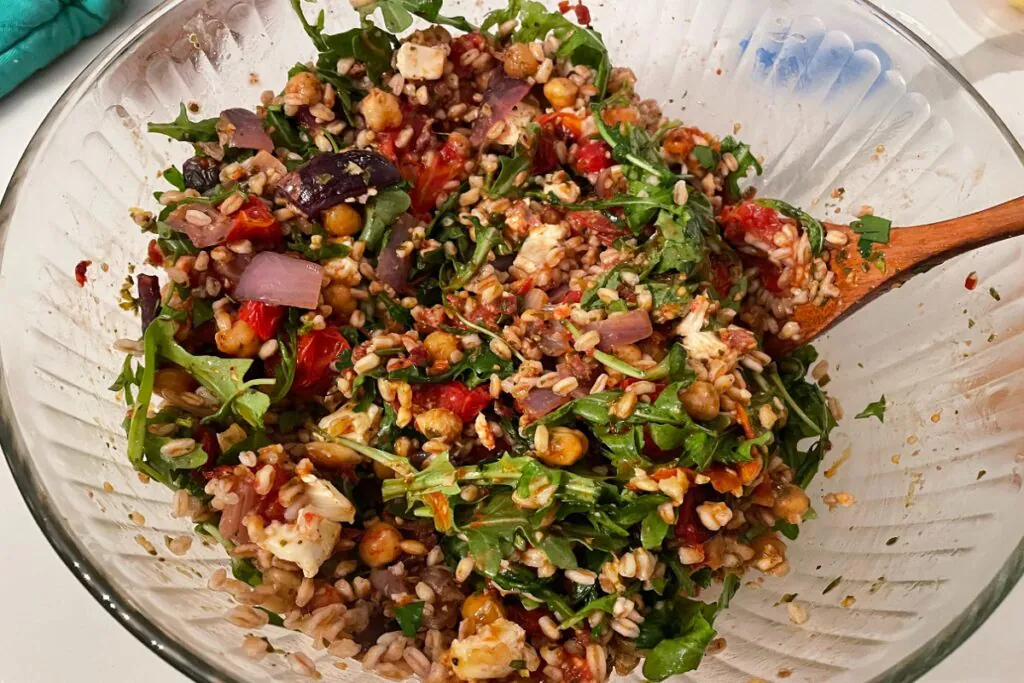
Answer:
top-left (558, 594), bottom-right (617, 629)
top-left (488, 147), bottom-right (531, 197)
top-left (148, 103), bottom-right (219, 143)
top-left (719, 136), bottom-right (762, 200)
top-left (162, 166), bottom-right (186, 191)
top-left (989, 287), bottom-right (1001, 302)
top-left (264, 104), bottom-right (307, 152)
top-left (692, 146), bottom-right (717, 170)
top-left (850, 214), bottom-right (892, 258)
top-left (394, 601), bottom-right (425, 636)
top-left (514, 1), bottom-right (610, 96)
top-left (639, 574), bottom-right (740, 681)
top-left (359, 0), bottom-right (476, 33)
top-left (444, 222), bottom-right (502, 291)
top-left (640, 510), bottom-right (670, 549)
top-left (855, 395), bottom-right (886, 423)
top-left (156, 220), bottom-right (201, 258)
top-left (287, 225), bottom-right (351, 263)
top-left (361, 187), bottom-right (412, 253)
top-left (191, 298), bottom-right (214, 328)
top-left (755, 198), bottom-right (825, 255)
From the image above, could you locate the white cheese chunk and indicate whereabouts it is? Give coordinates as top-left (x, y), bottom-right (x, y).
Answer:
top-left (257, 510), bottom-right (340, 579)
top-left (319, 402), bottom-right (381, 442)
top-left (513, 223), bottom-right (566, 274)
top-left (396, 43), bottom-right (447, 81)
top-left (449, 618), bottom-right (528, 680)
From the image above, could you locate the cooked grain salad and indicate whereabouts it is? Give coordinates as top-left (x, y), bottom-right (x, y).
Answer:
top-left (110, 0), bottom-right (845, 680)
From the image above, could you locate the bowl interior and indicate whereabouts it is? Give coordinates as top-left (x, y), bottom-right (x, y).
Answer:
top-left (2, 1), bottom-right (1023, 682)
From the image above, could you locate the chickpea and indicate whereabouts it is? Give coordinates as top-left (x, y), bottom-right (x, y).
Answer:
top-left (679, 381), bottom-right (720, 421)
top-left (284, 71), bottom-right (323, 106)
top-left (153, 367), bottom-right (197, 397)
top-left (358, 522), bottom-right (403, 567)
top-left (461, 592), bottom-right (505, 628)
top-left (503, 43), bottom-right (539, 78)
top-left (537, 427), bottom-right (588, 467)
top-left (543, 77), bottom-right (579, 109)
top-left (414, 408), bottom-right (463, 442)
top-left (324, 284), bottom-right (357, 317)
top-left (423, 331), bottom-right (459, 364)
top-left (215, 319), bottom-right (260, 358)
top-left (360, 88), bottom-right (403, 131)
top-left (750, 533), bottom-right (788, 572)
top-left (323, 204), bottom-right (363, 237)
top-left (772, 484), bottom-right (810, 524)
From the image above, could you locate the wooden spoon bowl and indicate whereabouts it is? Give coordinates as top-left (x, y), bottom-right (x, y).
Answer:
top-left (768, 195), bottom-right (1024, 355)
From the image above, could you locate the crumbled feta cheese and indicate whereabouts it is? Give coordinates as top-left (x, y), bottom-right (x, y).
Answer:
top-left (682, 330), bottom-right (729, 361)
top-left (319, 402), bottom-right (381, 442)
top-left (257, 510), bottom-right (341, 578)
top-left (450, 618), bottom-right (528, 680)
top-left (301, 476), bottom-right (356, 524)
top-left (513, 223), bottom-right (566, 274)
top-left (495, 103), bottom-right (539, 146)
top-left (396, 43), bottom-right (447, 81)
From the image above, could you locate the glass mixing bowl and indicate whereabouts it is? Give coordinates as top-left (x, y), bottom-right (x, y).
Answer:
top-left (1, 0), bottom-right (1022, 681)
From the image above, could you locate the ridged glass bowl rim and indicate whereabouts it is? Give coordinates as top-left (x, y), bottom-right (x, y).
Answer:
top-left (1, 0), bottom-right (1023, 681)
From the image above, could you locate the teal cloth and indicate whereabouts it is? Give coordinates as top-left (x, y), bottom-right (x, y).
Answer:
top-left (0, 0), bottom-right (126, 98)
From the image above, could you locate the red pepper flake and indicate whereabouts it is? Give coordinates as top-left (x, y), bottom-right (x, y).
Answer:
top-left (964, 271), bottom-right (978, 290)
top-left (557, 1), bottom-right (592, 25)
top-left (74, 260), bottom-right (92, 287)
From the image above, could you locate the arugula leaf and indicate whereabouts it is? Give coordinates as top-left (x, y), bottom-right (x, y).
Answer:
top-left (291, 0), bottom-right (398, 88)
top-left (110, 355), bottom-right (143, 405)
top-left (361, 0), bottom-right (476, 33)
top-left (145, 434), bottom-right (209, 471)
top-left (394, 601), bottom-right (425, 636)
top-left (269, 329), bottom-right (298, 403)
top-left (648, 210), bottom-right (705, 275)
top-left (156, 220), bottom-right (200, 258)
top-left (514, 1), bottom-right (610, 96)
top-left (855, 395), bottom-right (886, 423)
top-left (444, 222), bottom-right (502, 291)
top-left (287, 225), bottom-right (351, 262)
top-left (481, 0), bottom-right (522, 33)
top-left (755, 198), bottom-right (825, 255)
top-left (640, 509), bottom-right (670, 549)
top-left (191, 297), bottom-right (214, 328)
top-left (462, 492), bottom-right (531, 575)
top-left (592, 98), bottom-right (674, 182)
top-left (361, 187), bottom-right (412, 253)
top-left (148, 103), bottom-right (219, 143)
top-left (850, 214), bottom-right (892, 258)
top-left (719, 136), bottom-right (762, 200)
top-left (150, 320), bottom-right (270, 428)
top-left (489, 147), bottom-right (531, 197)
top-left (163, 166), bottom-right (186, 191)
top-left (558, 594), bottom-right (617, 630)
top-left (639, 574), bottom-right (740, 681)
top-left (264, 104), bottom-right (306, 152)
top-left (692, 146), bottom-right (717, 170)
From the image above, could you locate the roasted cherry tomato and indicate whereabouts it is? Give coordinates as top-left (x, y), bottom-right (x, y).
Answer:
top-left (560, 653), bottom-right (595, 683)
top-left (572, 139), bottom-right (613, 174)
top-left (537, 111), bottom-right (584, 141)
top-left (718, 201), bottom-right (785, 246)
top-left (237, 301), bottom-right (284, 341)
top-left (294, 327), bottom-right (350, 392)
top-left (227, 196), bottom-right (282, 243)
top-left (710, 259), bottom-right (733, 296)
top-left (449, 33), bottom-right (488, 78)
top-left (503, 603), bottom-right (550, 640)
top-left (414, 381), bottom-right (492, 422)
top-left (409, 135), bottom-right (470, 219)
top-left (566, 210), bottom-right (628, 247)
top-left (674, 487), bottom-right (712, 546)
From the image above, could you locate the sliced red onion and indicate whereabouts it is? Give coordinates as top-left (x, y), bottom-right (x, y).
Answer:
top-left (521, 388), bottom-right (571, 421)
top-left (165, 203), bottom-right (232, 248)
top-left (370, 568), bottom-right (409, 598)
top-left (218, 481), bottom-right (256, 543)
top-left (471, 74), bottom-right (531, 145)
top-left (376, 215), bottom-right (415, 293)
top-left (537, 322), bottom-right (571, 357)
top-left (235, 251), bottom-right (324, 310)
top-left (296, 106), bottom-right (323, 136)
top-left (278, 150), bottom-right (402, 217)
top-left (218, 108), bottom-right (274, 152)
top-left (137, 274), bottom-right (161, 332)
top-left (588, 309), bottom-right (654, 352)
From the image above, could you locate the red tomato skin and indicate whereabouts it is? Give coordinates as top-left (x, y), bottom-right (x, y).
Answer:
top-left (414, 382), bottom-right (492, 422)
top-left (719, 201), bottom-right (785, 245)
top-left (573, 139), bottom-right (612, 174)
top-left (237, 301), bottom-right (285, 341)
top-left (674, 487), bottom-right (712, 546)
top-left (538, 112), bottom-right (584, 141)
top-left (566, 210), bottom-right (627, 247)
top-left (560, 653), bottom-right (595, 683)
top-left (710, 259), bottom-right (733, 296)
top-left (449, 33), bottom-right (488, 78)
top-left (293, 327), bottom-right (349, 392)
top-left (409, 137), bottom-right (470, 219)
top-left (227, 197), bottom-right (282, 243)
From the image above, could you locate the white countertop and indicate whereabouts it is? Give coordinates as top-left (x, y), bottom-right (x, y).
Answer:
top-left (0, 1), bottom-right (1021, 681)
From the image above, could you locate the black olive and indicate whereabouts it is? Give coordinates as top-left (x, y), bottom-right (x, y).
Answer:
top-left (182, 156), bottom-right (220, 193)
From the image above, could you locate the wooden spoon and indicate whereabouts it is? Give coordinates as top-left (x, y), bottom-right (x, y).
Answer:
top-left (768, 195), bottom-right (1024, 354)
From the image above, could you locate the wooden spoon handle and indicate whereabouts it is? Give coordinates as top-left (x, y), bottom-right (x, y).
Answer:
top-left (882, 194), bottom-right (1024, 272)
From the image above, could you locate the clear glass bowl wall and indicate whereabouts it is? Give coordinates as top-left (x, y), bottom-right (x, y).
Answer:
top-left (1, 0), bottom-right (1022, 681)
